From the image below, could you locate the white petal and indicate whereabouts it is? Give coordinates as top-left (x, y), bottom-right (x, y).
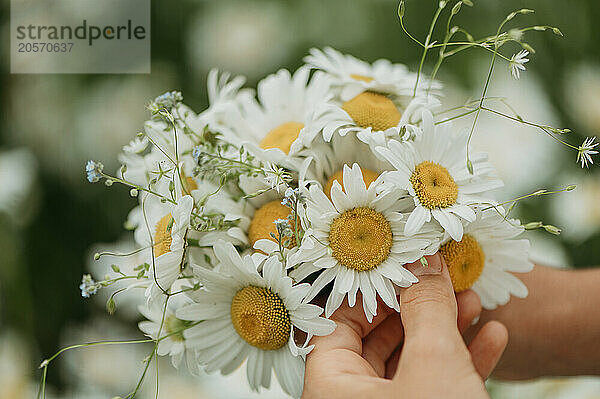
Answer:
top-left (405, 206), bottom-right (430, 236)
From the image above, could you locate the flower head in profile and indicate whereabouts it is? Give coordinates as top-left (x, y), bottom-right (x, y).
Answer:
top-left (138, 297), bottom-right (199, 375)
top-left (438, 208), bottom-right (533, 309)
top-left (304, 47), bottom-right (439, 100)
top-left (177, 240), bottom-right (335, 398)
top-left (219, 66), bottom-right (332, 167)
top-left (132, 195), bottom-right (194, 304)
top-left (576, 136), bottom-right (599, 168)
top-left (509, 50), bottom-right (529, 80)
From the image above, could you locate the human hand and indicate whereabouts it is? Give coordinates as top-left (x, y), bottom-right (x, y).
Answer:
top-left (466, 265), bottom-right (600, 379)
top-left (302, 254), bottom-right (508, 399)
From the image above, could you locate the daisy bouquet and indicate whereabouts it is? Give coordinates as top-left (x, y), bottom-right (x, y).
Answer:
top-left (40, 1), bottom-right (598, 398)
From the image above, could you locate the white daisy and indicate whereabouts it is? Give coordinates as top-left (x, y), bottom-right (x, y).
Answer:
top-left (193, 174), bottom-right (299, 265)
top-left (299, 134), bottom-right (391, 197)
top-left (292, 164), bottom-right (441, 322)
top-left (314, 89), bottom-right (438, 150)
top-left (303, 47), bottom-right (440, 149)
top-left (509, 50), bottom-right (530, 80)
top-left (138, 297), bottom-right (200, 375)
top-left (133, 195), bottom-right (194, 302)
top-left (376, 110), bottom-right (503, 241)
top-left (304, 47), bottom-right (439, 100)
top-left (438, 208), bottom-right (533, 309)
top-left (119, 111), bottom-right (201, 189)
top-left (176, 240), bottom-right (335, 398)
top-left (193, 69), bottom-right (254, 134)
top-left (221, 66), bottom-right (332, 167)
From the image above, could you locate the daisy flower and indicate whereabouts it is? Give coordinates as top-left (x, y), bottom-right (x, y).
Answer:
top-left (303, 47), bottom-right (439, 149)
top-left (221, 66), bottom-right (332, 166)
top-left (576, 136), bottom-right (599, 168)
top-left (193, 69), bottom-right (254, 134)
top-left (509, 50), bottom-right (529, 80)
top-left (438, 208), bottom-right (533, 309)
top-left (133, 195), bottom-right (194, 302)
top-left (192, 174), bottom-right (299, 267)
top-left (176, 240), bottom-right (335, 398)
top-left (299, 134), bottom-right (391, 198)
top-left (292, 164), bottom-right (441, 321)
top-left (313, 89), bottom-right (438, 150)
top-left (376, 110), bottom-right (503, 241)
top-left (138, 297), bottom-right (200, 375)
top-left (304, 47), bottom-right (439, 100)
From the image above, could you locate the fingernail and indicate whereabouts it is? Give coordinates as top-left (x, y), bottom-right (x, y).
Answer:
top-left (471, 315), bottom-right (480, 326)
top-left (405, 254), bottom-right (443, 276)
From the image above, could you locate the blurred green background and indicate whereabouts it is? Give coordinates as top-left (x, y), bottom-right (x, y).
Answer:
top-left (1, 0), bottom-right (599, 397)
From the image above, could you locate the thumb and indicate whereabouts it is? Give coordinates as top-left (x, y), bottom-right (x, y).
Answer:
top-left (399, 253), bottom-right (459, 341)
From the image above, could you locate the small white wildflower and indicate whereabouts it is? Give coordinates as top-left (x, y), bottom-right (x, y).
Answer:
top-left (281, 187), bottom-right (305, 208)
top-left (149, 91), bottom-right (183, 111)
top-left (273, 218), bottom-right (292, 238)
top-left (510, 50), bottom-right (530, 80)
top-left (262, 162), bottom-right (290, 193)
top-left (79, 274), bottom-right (99, 298)
top-left (85, 160), bottom-right (104, 183)
top-left (576, 136), bottom-right (599, 168)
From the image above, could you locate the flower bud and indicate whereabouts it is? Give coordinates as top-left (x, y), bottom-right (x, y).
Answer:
top-left (543, 224), bottom-right (561, 235)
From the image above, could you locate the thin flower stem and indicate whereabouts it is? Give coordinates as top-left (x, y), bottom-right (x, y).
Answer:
top-left (428, 5), bottom-right (457, 93)
top-left (434, 96), bottom-right (508, 116)
top-left (466, 52), bottom-right (496, 169)
top-left (481, 186), bottom-right (574, 217)
top-left (481, 106), bottom-right (578, 150)
top-left (413, 3), bottom-right (445, 97)
top-left (435, 108), bottom-right (478, 124)
top-left (399, 16), bottom-right (425, 48)
top-left (36, 365), bottom-right (47, 399)
top-left (465, 12), bottom-right (516, 171)
top-left (142, 197), bottom-right (169, 296)
top-left (40, 339), bottom-right (153, 367)
top-left (100, 171), bottom-right (177, 206)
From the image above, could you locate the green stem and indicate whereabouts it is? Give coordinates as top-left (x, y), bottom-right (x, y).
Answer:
top-left (413, 3), bottom-right (445, 97)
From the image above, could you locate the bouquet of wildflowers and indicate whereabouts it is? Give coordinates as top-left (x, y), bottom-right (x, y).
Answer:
top-left (40, 1), bottom-right (598, 398)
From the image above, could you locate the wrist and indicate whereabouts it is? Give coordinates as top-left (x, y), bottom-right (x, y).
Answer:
top-left (547, 267), bottom-right (600, 376)
top-left (491, 266), bottom-right (600, 378)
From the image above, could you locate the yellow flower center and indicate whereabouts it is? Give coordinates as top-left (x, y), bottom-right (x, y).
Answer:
top-left (153, 213), bottom-right (174, 257)
top-left (248, 200), bottom-right (294, 250)
top-left (230, 285), bottom-right (291, 350)
top-left (329, 207), bottom-right (393, 272)
top-left (439, 234), bottom-right (485, 293)
top-left (350, 74), bottom-right (374, 82)
top-left (323, 168), bottom-right (379, 199)
top-left (259, 121), bottom-right (304, 154)
top-left (409, 161), bottom-right (458, 209)
top-left (342, 92), bottom-right (401, 132)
